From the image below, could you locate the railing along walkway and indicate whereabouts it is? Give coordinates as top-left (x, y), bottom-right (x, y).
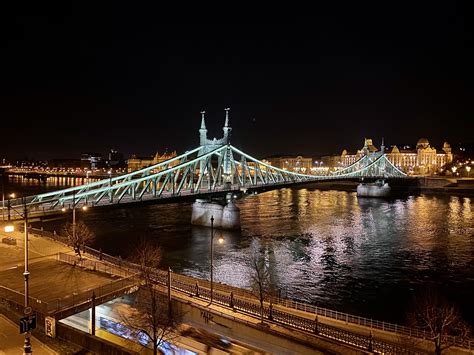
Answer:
top-left (0, 276), bottom-right (137, 315)
top-left (25, 228), bottom-right (473, 352)
top-left (76, 244), bottom-right (469, 351)
top-left (64, 251), bottom-right (425, 353)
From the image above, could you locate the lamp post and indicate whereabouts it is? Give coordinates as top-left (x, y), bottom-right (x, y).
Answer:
top-left (466, 165), bottom-right (471, 178)
top-left (6, 193), bottom-right (15, 228)
top-left (1, 170), bottom-right (4, 222)
top-left (210, 215), bottom-right (214, 304)
top-left (209, 216), bottom-right (224, 305)
top-left (4, 198), bottom-right (32, 354)
top-left (108, 171), bottom-right (112, 202)
top-left (62, 193), bottom-right (88, 256)
top-left (22, 199), bottom-right (31, 354)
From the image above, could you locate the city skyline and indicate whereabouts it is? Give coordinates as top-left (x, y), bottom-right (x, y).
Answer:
top-left (1, 6), bottom-right (473, 160)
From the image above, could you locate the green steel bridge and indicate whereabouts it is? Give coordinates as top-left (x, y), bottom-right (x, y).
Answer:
top-left (3, 109), bottom-right (406, 217)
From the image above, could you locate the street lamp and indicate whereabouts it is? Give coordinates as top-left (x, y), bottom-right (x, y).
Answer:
top-left (466, 165), bottom-right (471, 178)
top-left (4, 197), bottom-right (32, 354)
top-left (62, 193), bottom-right (89, 252)
top-left (209, 215), bottom-right (223, 305)
top-left (4, 193), bottom-right (16, 229)
top-left (1, 170), bottom-right (4, 222)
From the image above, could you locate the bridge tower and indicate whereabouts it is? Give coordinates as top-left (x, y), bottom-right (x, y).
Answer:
top-left (193, 108), bottom-right (240, 230)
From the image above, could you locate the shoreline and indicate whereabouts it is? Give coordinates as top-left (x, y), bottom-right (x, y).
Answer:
top-left (303, 179), bottom-right (474, 197)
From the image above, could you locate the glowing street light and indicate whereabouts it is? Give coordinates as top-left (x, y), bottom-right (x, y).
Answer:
top-left (209, 215), bottom-right (224, 305)
top-left (451, 166), bottom-right (457, 174)
top-left (4, 198), bottom-right (32, 354)
top-left (61, 193), bottom-right (89, 245)
top-left (466, 165), bottom-right (471, 177)
top-left (4, 223), bottom-right (14, 233)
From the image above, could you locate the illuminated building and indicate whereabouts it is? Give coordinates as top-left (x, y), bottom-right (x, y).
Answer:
top-left (127, 151), bottom-right (177, 172)
top-left (81, 152), bottom-right (103, 169)
top-left (340, 138), bottom-right (453, 175)
top-left (264, 155), bottom-right (313, 174)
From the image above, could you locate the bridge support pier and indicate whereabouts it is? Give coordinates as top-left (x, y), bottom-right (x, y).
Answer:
top-left (191, 197), bottom-right (240, 230)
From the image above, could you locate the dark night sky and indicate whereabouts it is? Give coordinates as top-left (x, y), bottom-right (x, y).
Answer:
top-left (1, 5), bottom-right (473, 160)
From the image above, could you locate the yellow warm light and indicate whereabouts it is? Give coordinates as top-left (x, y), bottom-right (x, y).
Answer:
top-left (82, 205), bottom-right (88, 211)
top-left (61, 207), bottom-right (67, 212)
top-left (218, 237), bottom-right (224, 244)
top-left (9, 193), bottom-right (15, 198)
top-left (4, 224), bottom-right (14, 233)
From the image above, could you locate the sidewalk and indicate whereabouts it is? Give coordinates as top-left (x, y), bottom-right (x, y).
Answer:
top-left (0, 315), bottom-right (57, 355)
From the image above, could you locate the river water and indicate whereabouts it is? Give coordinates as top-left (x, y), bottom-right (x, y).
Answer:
top-left (5, 176), bottom-right (474, 325)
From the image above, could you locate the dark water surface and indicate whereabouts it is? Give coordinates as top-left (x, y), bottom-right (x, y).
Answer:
top-left (6, 176), bottom-right (474, 325)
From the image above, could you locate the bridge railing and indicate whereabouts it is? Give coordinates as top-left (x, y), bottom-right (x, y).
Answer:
top-left (0, 273), bottom-right (137, 316)
top-left (0, 285), bottom-right (50, 315)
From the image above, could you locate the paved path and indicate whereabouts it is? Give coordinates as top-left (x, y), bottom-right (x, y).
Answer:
top-left (0, 315), bottom-right (57, 355)
top-left (0, 230), bottom-right (71, 271)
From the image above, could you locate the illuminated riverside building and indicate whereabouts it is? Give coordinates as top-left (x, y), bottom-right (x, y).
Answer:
top-left (264, 155), bottom-right (313, 174)
top-left (340, 138), bottom-right (453, 175)
top-left (127, 151), bottom-right (177, 172)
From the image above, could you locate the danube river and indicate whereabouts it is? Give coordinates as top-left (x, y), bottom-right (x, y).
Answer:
top-left (5, 176), bottom-right (474, 326)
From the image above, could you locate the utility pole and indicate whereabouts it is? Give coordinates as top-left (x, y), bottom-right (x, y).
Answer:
top-left (23, 198), bottom-right (31, 355)
top-left (210, 215), bottom-right (214, 304)
top-left (72, 192), bottom-right (76, 247)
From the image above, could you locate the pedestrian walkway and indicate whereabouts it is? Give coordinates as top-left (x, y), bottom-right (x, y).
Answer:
top-left (0, 229), bottom-right (71, 271)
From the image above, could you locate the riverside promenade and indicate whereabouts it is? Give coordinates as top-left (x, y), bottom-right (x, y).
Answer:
top-left (1, 228), bottom-right (473, 354)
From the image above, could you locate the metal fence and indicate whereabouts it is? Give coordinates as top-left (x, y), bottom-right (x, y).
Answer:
top-left (1, 268), bottom-right (138, 316)
top-left (0, 285), bottom-right (50, 315)
top-left (55, 252), bottom-right (420, 353)
top-left (45, 276), bottom-right (136, 314)
top-left (80, 245), bottom-right (474, 351)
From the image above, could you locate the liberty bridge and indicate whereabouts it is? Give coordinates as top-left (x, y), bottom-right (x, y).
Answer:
top-left (4, 109), bottom-right (407, 229)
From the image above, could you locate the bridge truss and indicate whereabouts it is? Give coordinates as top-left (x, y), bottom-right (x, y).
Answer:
top-left (6, 144), bottom-right (406, 214)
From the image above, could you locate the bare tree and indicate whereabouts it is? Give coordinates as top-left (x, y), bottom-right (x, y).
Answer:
top-left (408, 289), bottom-right (471, 354)
top-left (62, 221), bottom-right (95, 259)
top-left (120, 240), bottom-right (181, 355)
top-left (247, 241), bottom-right (277, 324)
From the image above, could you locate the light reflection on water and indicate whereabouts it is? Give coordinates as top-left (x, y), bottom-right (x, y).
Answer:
top-left (12, 176), bottom-right (473, 325)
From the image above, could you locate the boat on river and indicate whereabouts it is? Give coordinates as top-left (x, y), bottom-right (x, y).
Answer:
top-left (357, 179), bottom-right (391, 198)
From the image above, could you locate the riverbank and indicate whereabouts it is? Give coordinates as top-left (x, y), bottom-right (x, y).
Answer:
top-left (305, 177), bottom-right (474, 196)
top-left (4, 229), bottom-right (473, 354)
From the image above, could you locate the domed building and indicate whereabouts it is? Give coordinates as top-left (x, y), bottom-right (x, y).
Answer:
top-left (416, 137), bottom-right (430, 149)
top-left (340, 138), bottom-right (453, 175)
top-left (340, 138), bottom-right (380, 166)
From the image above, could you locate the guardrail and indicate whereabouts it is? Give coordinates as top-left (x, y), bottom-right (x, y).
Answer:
top-left (0, 271), bottom-right (138, 316)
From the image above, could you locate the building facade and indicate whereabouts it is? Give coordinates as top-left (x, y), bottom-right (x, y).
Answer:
top-left (340, 138), bottom-right (453, 175)
top-left (264, 155), bottom-right (313, 174)
top-left (127, 151), bottom-right (177, 172)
